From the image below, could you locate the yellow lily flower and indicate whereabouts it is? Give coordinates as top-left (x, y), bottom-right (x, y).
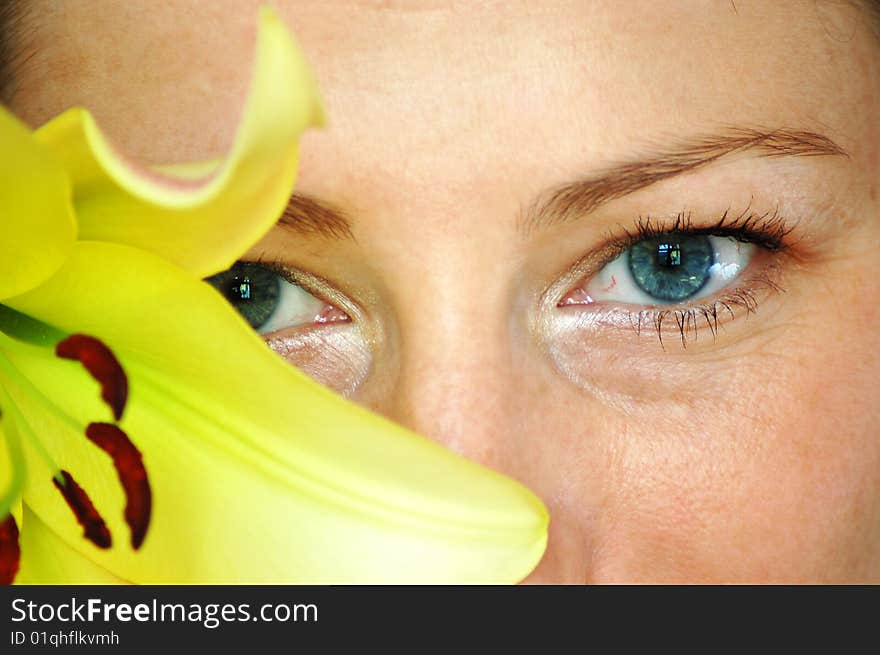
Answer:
top-left (0, 8), bottom-right (548, 584)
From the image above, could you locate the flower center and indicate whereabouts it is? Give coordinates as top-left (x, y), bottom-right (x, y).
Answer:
top-left (0, 317), bottom-right (151, 583)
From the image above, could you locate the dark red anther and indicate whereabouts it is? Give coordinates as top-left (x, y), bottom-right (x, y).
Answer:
top-left (52, 470), bottom-right (111, 549)
top-left (86, 423), bottom-right (151, 549)
top-left (0, 514), bottom-right (20, 585)
top-left (56, 335), bottom-right (128, 421)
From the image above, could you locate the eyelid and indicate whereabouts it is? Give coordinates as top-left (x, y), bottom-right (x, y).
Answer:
top-left (257, 276), bottom-right (333, 334)
top-left (572, 236), bottom-right (755, 307)
top-left (256, 258), bottom-right (364, 325)
top-left (598, 207), bottom-right (793, 273)
top-left (559, 265), bottom-right (784, 348)
top-left (538, 207), bottom-right (793, 348)
top-left (544, 206), bottom-right (795, 306)
top-left (242, 259), bottom-right (373, 396)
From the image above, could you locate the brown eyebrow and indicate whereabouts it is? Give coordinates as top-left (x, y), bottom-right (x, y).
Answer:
top-left (522, 127), bottom-right (848, 233)
top-left (277, 193), bottom-right (354, 240)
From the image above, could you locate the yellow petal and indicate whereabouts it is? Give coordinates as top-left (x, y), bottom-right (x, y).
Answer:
top-left (0, 405), bottom-right (26, 520)
top-left (5, 242), bottom-right (548, 583)
top-left (0, 106), bottom-right (77, 301)
top-left (16, 505), bottom-right (126, 584)
top-left (33, 7), bottom-right (323, 278)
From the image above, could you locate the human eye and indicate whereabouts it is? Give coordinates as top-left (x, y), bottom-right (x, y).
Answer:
top-left (204, 261), bottom-right (369, 395)
top-left (205, 261), bottom-right (350, 335)
top-left (555, 208), bottom-right (792, 346)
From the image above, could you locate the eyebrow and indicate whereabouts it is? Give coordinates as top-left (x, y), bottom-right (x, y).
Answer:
top-left (0, 1), bottom-right (35, 104)
top-left (277, 193), bottom-right (355, 240)
top-left (275, 128), bottom-right (846, 241)
top-left (522, 127), bottom-right (848, 233)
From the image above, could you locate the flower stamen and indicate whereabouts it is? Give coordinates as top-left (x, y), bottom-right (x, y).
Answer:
top-left (52, 470), bottom-right (112, 549)
top-left (0, 514), bottom-right (20, 585)
top-left (56, 335), bottom-right (128, 421)
top-left (85, 423), bottom-right (151, 549)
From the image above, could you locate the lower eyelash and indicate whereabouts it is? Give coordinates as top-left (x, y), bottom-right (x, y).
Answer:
top-left (566, 205), bottom-right (795, 348)
top-left (628, 270), bottom-right (785, 349)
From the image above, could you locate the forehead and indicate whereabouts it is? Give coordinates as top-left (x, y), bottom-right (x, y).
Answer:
top-left (8, 0), bottom-right (878, 193)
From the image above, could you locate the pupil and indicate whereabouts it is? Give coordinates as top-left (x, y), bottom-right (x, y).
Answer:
top-left (228, 276), bottom-right (252, 301)
top-left (657, 242), bottom-right (681, 267)
top-left (204, 262), bottom-right (281, 329)
top-left (627, 233), bottom-right (714, 303)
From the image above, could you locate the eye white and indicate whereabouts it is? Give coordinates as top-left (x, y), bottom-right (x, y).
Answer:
top-left (583, 236), bottom-right (755, 305)
top-left (257, 277), bottom-right (327, 334)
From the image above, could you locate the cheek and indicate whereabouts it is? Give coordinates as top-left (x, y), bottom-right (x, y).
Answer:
top-left (264, 325), bottom-right (371, 397)
top-left (537, 226), bottom-right (880, 581)
top-left (581, 329), bottom-right (880, 582)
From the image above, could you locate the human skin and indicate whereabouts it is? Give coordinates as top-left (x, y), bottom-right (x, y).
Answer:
top-left (5, 0), bottom-right (880, 582)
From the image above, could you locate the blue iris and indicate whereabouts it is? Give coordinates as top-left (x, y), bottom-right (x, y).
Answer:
top-left (627, 233), bottom-right (714, 302)
top-left (205, 262), bottom-right (281, 329)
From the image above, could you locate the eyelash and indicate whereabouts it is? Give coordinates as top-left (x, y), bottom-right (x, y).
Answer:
top-left (255, 254), bottom-right (302, 286)
top-left (616, 206), bottom-right (795, 253)
top-left (252, 255), bottom-right (353, 325)
top-left (575, 206), bottom-right (794, 347)
top-left (253, 255), bottom-right (330, 300)
top-left (629, 273), bottom-right (784, 348)
top-left (249, 207), bottom-right (793, 348)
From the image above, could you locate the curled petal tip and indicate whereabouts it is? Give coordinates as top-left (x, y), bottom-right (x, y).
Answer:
top-left (52, 471), bottom-right (112, 549)
top-left (56, 334), bottom-right (128, 421)
top-left (0, 514), bottom-right (20, 585)
top-left (86, 423), bottom-right (151, 549)
top-left (34, 7), bottom-right (324, 279)
top-left (0, 105), bottom-right (77, 301)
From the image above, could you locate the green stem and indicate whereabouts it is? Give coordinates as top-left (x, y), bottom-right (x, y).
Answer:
top-left (0, 304), bottom-right (67, 348)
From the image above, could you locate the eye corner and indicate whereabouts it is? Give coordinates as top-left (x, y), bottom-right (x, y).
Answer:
top-left (206, 259), bottom-right (356, 334)
top-left (556, 287), bottom-right (595, 308)
top-left (547, 212), bottom-right (791, 347)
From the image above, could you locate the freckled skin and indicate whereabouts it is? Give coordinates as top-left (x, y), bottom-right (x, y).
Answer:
top-left (10, 0), bottom-right (880, 582)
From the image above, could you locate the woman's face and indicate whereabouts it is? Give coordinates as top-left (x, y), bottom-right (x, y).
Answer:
top-left (9, 0), bottom-right (880, 582)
